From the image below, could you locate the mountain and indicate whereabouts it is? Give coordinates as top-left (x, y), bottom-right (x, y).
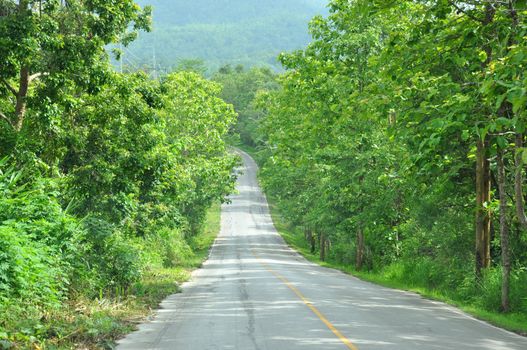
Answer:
top-left (122, 0), bottom-right (328, 73)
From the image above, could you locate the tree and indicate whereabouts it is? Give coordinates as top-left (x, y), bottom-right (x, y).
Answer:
top-left (0, 0), bottom-right (151, 133)
top-left (213, 65), bottom-right (278, 146)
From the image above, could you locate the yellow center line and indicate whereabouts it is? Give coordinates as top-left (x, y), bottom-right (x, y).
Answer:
top-left (251, 250), bottom-right (359, 350)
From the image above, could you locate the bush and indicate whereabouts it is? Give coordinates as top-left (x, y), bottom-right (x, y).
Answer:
top-left (100, 234), bottom-right (143, 291)
top-left (82, 217), bottom-right (143, 294)
top-left (476, 267), bottom-right (527, 313)
top-left (330, 242), bottom-right (355, 265)
top-left (477, 267), bottom-right (503, 311)
top-left (400, 257), bottom-right (448, 290)
top-left (0, 164), bottom-right (78, 306)
top-left (0, 225), bottom-right (65, 306)
top-left (142, 228), bottom-right (194, 269)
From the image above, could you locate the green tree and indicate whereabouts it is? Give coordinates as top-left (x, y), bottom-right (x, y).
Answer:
top-left (0, 0), bottom-right (151, 133)
top-left (213, 65), bottom-right (278, 146)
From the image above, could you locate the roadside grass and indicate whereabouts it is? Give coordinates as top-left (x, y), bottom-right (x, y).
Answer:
top-left (188, 201), bottom-right (222, 267)
top-left (266, 188), bottom-right (527, 337)
top-left (1, 203), bottom-right (222, 350)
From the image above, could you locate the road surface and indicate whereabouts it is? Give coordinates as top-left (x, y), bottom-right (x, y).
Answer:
top-left (118, 151), bottom-right (527, 350)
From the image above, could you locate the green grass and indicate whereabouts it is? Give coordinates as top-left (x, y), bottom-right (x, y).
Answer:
top-left (1, 203), bottom-right (223, 350)
top-left (265, 193), bottom-right (527, 337)
top-left (189, 201), bottom-right (222, 266)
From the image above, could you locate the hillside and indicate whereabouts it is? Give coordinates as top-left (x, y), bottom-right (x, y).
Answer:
top-left (124, 0), bottom-right (328, 72)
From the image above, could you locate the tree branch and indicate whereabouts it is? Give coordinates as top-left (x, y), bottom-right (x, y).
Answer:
top-left (0, 110), bottom-right (13, 129)
top-left (448, 1), bottom-right (485, 23)
top-left (28, 72), bottom-right (47, 83)
top-left (1, 78), bottom-right (18, 96)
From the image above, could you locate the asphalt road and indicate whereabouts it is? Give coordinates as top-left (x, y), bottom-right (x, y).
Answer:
top-left (117, 150), bottom-right (527, 350)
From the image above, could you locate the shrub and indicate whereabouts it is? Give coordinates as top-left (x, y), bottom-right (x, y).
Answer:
top-left (476, 267), bottom-right (527, 313)
top-left (81, 217), bottom-right (143, 293)
top-left (400, 257), bottom-right (448, 290)
top-left (0, 225), bottom-right (65, 306)
top-left (142, 228), bottom-right (193, 269)
top-left (0, 164), bottom-right (77, 306)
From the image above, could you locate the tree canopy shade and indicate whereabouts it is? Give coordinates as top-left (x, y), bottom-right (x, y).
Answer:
top-left (247, 0), bottom-right (527, 317)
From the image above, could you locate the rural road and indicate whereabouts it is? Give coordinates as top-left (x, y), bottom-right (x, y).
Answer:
top-left (118, 151), bottom-right (527, 350)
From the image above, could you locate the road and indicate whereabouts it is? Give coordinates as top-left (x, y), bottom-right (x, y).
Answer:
top-left (117, 151), bottom-right (527, 350)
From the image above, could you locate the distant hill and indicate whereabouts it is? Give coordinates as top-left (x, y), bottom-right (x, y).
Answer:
top-left (121, 0), bottom-right (328, 73)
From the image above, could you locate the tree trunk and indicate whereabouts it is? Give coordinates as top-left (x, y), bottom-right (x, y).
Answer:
top-left (514, 133), bottom-right (527, 229)
top-left (473, 0), bottom-right (496, 280)
top-left (476, 139), bottom-right (491, 278)
top-left (319, 233), bottom-right (326, 261)
top-left (12, 1), bottom-right (30, 132)
top-left (497, 149), bottom-right (510, 312)
top-left (14, 66), bottom-right (29, 132)
top-left (356, 228), bottom-right (364, 271)
top-left (306, 229), bottom-right (316, 254)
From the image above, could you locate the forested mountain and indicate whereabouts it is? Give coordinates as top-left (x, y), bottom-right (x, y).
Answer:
top-left (124, 0), bottom-right (328, 72)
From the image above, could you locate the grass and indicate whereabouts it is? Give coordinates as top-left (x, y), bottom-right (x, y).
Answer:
top-left (261, 185), bottom-right (527, 337)
top-left (0, 203), bottom-right (222, 350)
top-left (188, 201), bottom-right (222, 268)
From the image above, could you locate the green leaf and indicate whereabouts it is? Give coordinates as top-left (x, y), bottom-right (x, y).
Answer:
top-left (478, 50), bottom-right (488, 63)
top-left (480, 79), bottom-right (494, 95)
top-left (507, 88), bottom-right (527, 114)
top-left (522, 149), bottom-right (527, 165)
top-left (494, 93), bottom-right (507, 112)
top-left (497, 136), bottom-right (507, 149)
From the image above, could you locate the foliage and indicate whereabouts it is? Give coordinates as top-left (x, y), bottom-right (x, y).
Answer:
top-left (0, 203), bottom-right (222, 349)
top-left (0, 161), bottom-right (80, 306)
top-left (0, 0), bottom-right (151, 136)
top-left (212, 65), bottom-right (279, 146)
